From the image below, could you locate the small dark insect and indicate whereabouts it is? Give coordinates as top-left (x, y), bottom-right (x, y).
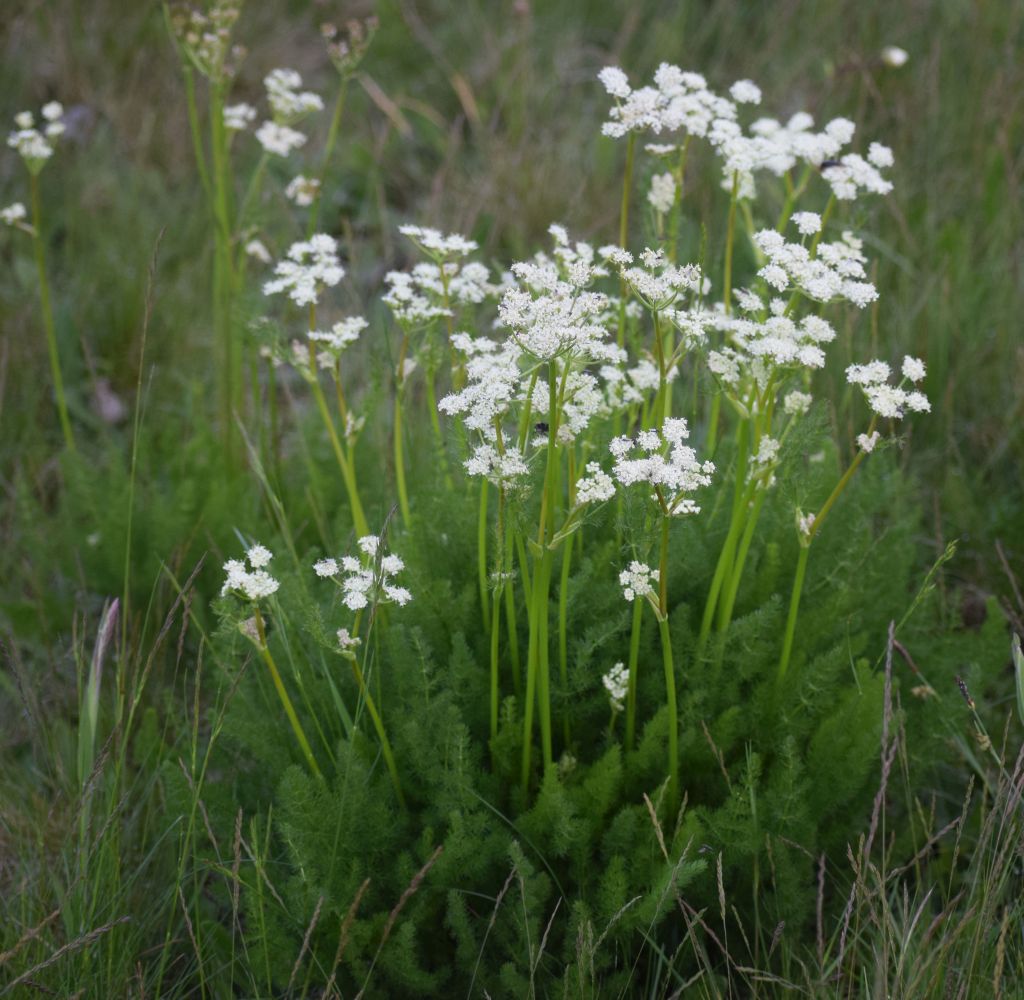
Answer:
top-left (534, 422), bottom-right (549, 433)
top-left (955, 675), bottom-right (976, 710)
top-left (819, 159), bottom-right (841, 171)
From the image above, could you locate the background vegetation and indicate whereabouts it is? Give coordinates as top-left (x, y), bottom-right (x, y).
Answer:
top-left (1, 0), bottom-right (1021, 996)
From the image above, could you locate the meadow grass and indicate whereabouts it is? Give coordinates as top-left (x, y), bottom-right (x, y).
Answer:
top-left (1, 1), bottom-right (1022, 996)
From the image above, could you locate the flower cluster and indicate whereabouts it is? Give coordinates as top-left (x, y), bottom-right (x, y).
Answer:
top-left (285, 174), bottom-right (320, 206)
top-left (255, 121), bottom-right (307, 157)
top-left (307, 316), bottom-right (367, 361)
top-left (224, 102), bottom-right (256, 131)
top-left (315, 535), bottom-right (413, 611)
top-left (599, 64), bottom-right (894, 203)
top-left (754, 229), bottom-right (877, 307)
top-left (264, 68), bottom-right (323, 123)
top-left (399, 224), bottom-right (478, 260)
top-left (222, 544), bottom-right (280, 601)
top-left (169, 1), bottom-right (244, 81)
top-left (263, 235), bottom-right (344, 306)
top-left (602, 661), bottom-right (628, 713)
top-left (606, 247), bottom-right (702, 311)
top-left (610, 418), bottom-right (715, 514)
top-left (322, 17), bottom-right (379, 77)
top-left (8, 103), bottom-right (65, 172)
top-left (847, 356), bottom-right (930, 419)
top-left (499, 257), bottom-right (617, 363)
top-left (619, 561), bottom-right (659, 603)
top-left (1, 202), bottom-right (27, 227)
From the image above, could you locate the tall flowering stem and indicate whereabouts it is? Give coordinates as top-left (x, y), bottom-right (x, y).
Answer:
top-left (306, 78), bottom-right (349, 236)
top-left (348, 650), bottom-right (405, 807)
top-left (777, 428), bottom-right (871, 683)
top-left (521, 360), bottom-right (565, 791)
top-left (29, 172), bottom-right (76, 454)
top-left (253, 607), bottom-right (323, 781)
top-left (394, 336), bottom-right (412, 525)
top-left (306, 307), bottom-right (369, 538)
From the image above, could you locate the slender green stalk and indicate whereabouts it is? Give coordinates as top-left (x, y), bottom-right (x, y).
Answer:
top-left (624, 597), bottom-right (643, 750)
top-left (776, 543), bottom-right (809, 685)
top-left (490, 583), bottom-right (502, 745)
top-left (308, 345), bottom-right (369, 538)
top-left (209, 83), bottom-right (239, 462)
top-left (722, 171), bottom-right (739, 316)
top-left (656, 513), bottom-right (678, 808)
top-left (658, 614), bottom-right (678, 808)
top-left (253, 608), bottom-right (322, 781)
top-left (716, 487), bottom-right (765, 634)
top-left (504, 525), bottom-right (522, 695)
top-left (349, 655), bottom-right (406, 807)
top-left (699, 419), bottom-right (750, 650)
top-left (777, 442), bottom-right (870, 682)
top-left (478, 477), bottom-right (492, 634)
top-left (307, 78), bottom-right (349, 235)
top-left (424, 365), bottom-right (453, 488)
top-left (619, 132), bottom-right (636, 261)
top-left (521, 361), bottom-right (562, 791)
top-left (557, 530), bottom-right (573, 747)
top-left (393, 391), bottom-right (411, 525)
top-left (667, 137), bottom-right (691, 264)
top-left (536, 552), bottom-right (554, 773)
top-left (394, 335), bottom-right (412, 524)
top-left (613, 132), bottom-right (637, 448)
top-left (29, 172), bottom-right (76, 454)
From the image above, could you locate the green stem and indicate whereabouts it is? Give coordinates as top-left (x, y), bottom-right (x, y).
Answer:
top-left (425, 366), bottom-right (452, 487)
top-left (310, 362), bottom-right (369, 538)
top-left (668, 137), bottom-right (691, 265)
top-left (777, 443), bottom-right (869, 682)
top-left (349, 656), bottom-right (406, 807)
top-left (393, 390), bottom-right (412, 525)
top-left (624, 598), bottom-right (643, 751)
top-left (717, 488), bottom-right (765, 635)
top-left (478, 477), bottom-right (492, 634)
top-left (182, 65), bottom-right (213, 206)
top-left (557, 533), bottom-right (573, 747)
top-left (698, 419), bottom-right (750, 650)
top-left (776, 544), bottom-right (809, 685)
top-left (658, 614), bottom-right (679, 809)
top-left (723, 171), bottom-right (739, 317)
top-left (254, 609), bottom-right (322, 781)
top-left (504, 529), bottom-right (522, 696)
top-left (30, 173), bottom-right (75, 454)
top-left (307, 78), bottom-right (349, 236)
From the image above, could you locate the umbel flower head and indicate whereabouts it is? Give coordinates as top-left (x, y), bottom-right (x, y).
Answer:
top-left (315, 535), bottom-right (412, 612)
top-left (846, 355), bottom-right (930, 419)
top-left (610, 417), bottom-right (715, 515)
top-left (323, 16), bottom-right (380, 77)
top-left (602, 661), bottom-right (628, 713)
top-left (264, 68), bottom-right (323, 124)
top-left (8, 103), bottom-right (65, 174)
top-left (169, 1), bottom-right (244, 81)
top-left (222, 544), bottom-right (280, 601)
top-left (263, 235), bottom-right (344, 306)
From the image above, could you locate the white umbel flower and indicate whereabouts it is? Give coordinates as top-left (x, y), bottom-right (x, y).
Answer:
top-left (619, 561), bottom-right (659, 603)
top-left (609, 417), bottom-right (714, 514)
top-left (1, 202), bottom-right (27, 226)
top-left (602, 661), bottom-right (629, 712)
top-left (221, 545), bottom-right (280, 602)
top-left (255, 121), bottom-right (307, 157)
top-left (263, 234), bottom-right (344, 306)
top-left (285, 174), bottom-right (321, 207)
top-left (224, 102), bottom-right (256, 131)
top-left (316, 534), bottom-right (413, 612)
top-left (647, 171), bottom-right (676, 214)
